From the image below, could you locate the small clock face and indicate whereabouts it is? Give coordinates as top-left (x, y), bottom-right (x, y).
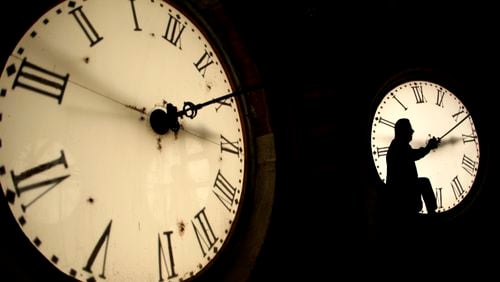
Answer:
top-left (0, 0), bottom-right (247, 281)
top-left (371, 80), bottom-right (480, 214)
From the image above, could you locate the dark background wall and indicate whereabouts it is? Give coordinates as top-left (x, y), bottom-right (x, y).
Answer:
top-left (221, 1), bottom-right (499, 280)
top-left (2, 0), bottom-right (499, 281)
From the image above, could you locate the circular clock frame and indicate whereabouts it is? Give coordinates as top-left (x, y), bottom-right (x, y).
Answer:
top-left (368, 68), bottom-right (486, 222)
top-left (0, 0), bottom-right (276, 281)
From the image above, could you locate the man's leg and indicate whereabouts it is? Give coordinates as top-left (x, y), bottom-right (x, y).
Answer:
top-left (418, 177), bottom-right (437, 214)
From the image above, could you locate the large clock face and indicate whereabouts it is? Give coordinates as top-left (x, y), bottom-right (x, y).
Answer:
top-left (0, 0), bottom-right (247, 281)
top-left (371, 80), bottom-right (480, 214)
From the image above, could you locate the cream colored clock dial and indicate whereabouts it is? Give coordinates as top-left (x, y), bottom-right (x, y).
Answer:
top-left (0, 0), bottom-right (247, 281)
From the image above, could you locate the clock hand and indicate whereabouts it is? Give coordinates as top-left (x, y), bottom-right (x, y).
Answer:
top-left (10, 53), bottom-right (147, 115)
top-left (71, 79), bottom-right (147, 115)
top-left (438, 113), bottom-right (471, 142)
top-left (178, 85), bottom-right (263, 119)
top-left (149, 85), bottom-right (263, 135)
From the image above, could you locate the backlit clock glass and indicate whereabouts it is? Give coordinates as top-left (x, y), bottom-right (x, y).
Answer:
top-left (370, 80), bottom-right (480, 214)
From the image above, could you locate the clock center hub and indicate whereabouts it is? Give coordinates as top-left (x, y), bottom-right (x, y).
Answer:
top-left (149, 104), bottom-right (180, 135)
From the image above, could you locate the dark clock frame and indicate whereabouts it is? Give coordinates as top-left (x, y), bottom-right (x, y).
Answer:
top-left (367, 67), bottom-right (488, 224)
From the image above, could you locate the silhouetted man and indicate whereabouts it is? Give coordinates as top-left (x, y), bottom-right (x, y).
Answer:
top-left (385, 118), bottom-right (439, 224)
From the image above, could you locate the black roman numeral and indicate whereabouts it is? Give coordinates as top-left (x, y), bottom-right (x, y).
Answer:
top-left (451, 105), bottom-right (466, 122)
top-left (462, 133), bottom-right (478, 144)
top-left (435, 89), bottom-right (445, 108)
top-left (158, 231), bottom-right (177, 281)
top-left (435, 187), bottom-right (443, 210)
top-left (215, 99), bottom-right (231, 112)
top-left (212, 170), bottom-right (237, 212)
top-left (392, 94), bottom-right (408, 111)
top-left (450, 176), bottom-right (465, 200)
top-left (129, 0), bottom-right (142, 31)
top-left (461, 154), bottom-right (477, 176)
top-left (192, 208), bottom-right (218, 257)
top-left (163, 13), bottom-right (185, 49)
top-left (193, 50), bottom-right (214, 78)
top-left (69, 5), bottom-right (103, 47)
top-left (220, 135), bottom-right (240, 157)
top-left (411, 84), bottom-right (427, 104)
top-left (10, 58), bottom-right (69, 104)
top-left (375, 146), bottom-right (389, 158)
top-left (10, 150), bottom-right (69, 211)
top-left (83, 220), bottom-right (112, 279)
top-left (377, 117), bottom-right (395, 128)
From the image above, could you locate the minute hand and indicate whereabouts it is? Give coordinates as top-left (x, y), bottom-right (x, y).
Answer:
top-left (177, 86), bottom-right (261, 119)
top-left (438, 113), bottom-right (471, 141)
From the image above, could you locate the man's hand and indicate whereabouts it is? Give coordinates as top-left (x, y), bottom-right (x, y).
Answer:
top-left (427, 137), bottom-right (440, 150)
